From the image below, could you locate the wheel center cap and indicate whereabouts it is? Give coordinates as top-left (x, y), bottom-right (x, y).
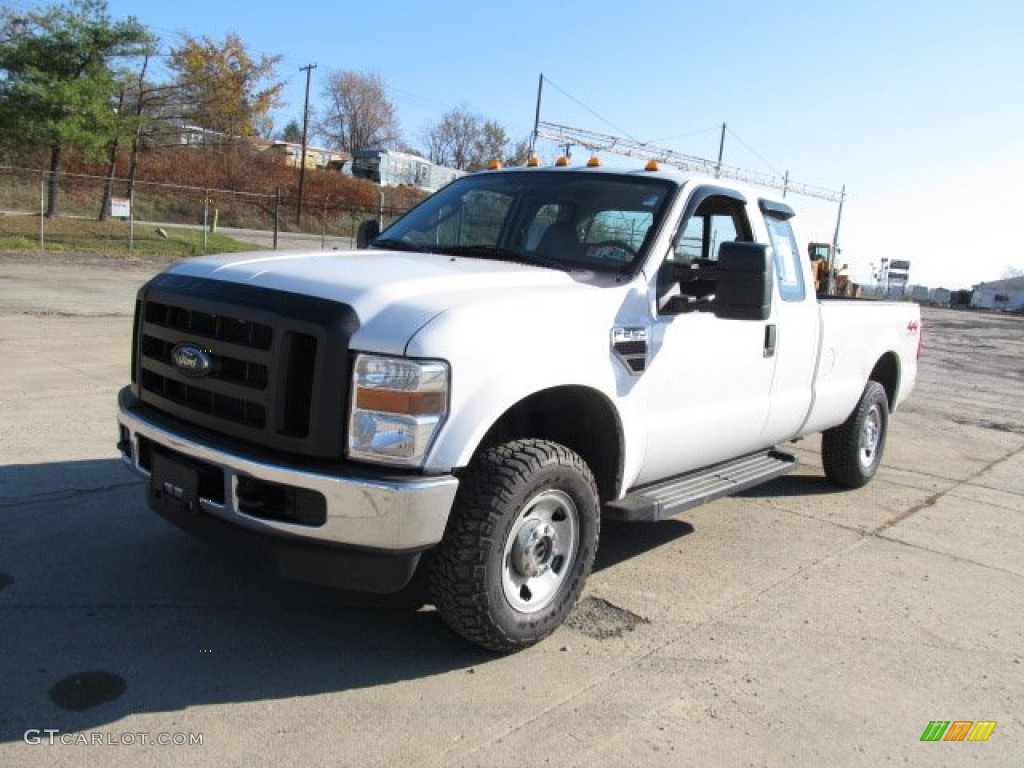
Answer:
top-left (511, 521), bottom-right (558, 578)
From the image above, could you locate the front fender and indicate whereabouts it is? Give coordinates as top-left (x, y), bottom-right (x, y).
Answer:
top-left (406, 289), bottom-right (649, 482)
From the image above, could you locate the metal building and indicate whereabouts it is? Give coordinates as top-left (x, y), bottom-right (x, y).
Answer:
top-left (970, 276), bottom-right (1024, 311)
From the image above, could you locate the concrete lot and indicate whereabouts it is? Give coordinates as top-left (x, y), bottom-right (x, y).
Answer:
top-left (1, 252), bottom-right (1021, 767)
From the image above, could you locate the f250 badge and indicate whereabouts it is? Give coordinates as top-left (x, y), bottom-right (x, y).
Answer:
top-left (170, 343), bottom-right (213, 377)
top-left (611, 326), bottom-right (649, 375)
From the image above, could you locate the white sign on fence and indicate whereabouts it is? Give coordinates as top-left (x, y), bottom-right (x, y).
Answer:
top-left (109, 197), bottom-right (131, 218)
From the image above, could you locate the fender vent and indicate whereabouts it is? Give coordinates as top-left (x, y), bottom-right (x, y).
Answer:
top-left (612, 327), bottom-right (648, 375)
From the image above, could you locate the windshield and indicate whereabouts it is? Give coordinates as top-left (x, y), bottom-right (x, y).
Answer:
top-left (373, 170), bottom-right (677, 273)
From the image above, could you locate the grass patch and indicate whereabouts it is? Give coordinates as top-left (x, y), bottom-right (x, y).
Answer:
top-left (0, 213), bottom-right (264, 258)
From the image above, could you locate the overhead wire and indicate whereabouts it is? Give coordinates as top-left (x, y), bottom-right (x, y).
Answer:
top-left (644, 125), bottom-right (722, 144)
top-left (541, 76), bottom-right (641, 143)
top-left (724, 125), bottom-right (781, 176)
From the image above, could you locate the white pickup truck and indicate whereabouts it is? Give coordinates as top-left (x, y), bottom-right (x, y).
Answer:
top-left (117, 162), bottom-right (920, 651)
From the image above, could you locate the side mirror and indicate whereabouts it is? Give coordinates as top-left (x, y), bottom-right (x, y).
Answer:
top-left (356, 219), bottom-right (380, 249)
top-left (713, 242), bottom-right (773, 321)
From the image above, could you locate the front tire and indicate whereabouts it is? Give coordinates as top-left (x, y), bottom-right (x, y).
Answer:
top-left (429, 439), bottom-right (600, 652)
top-left (822, 380), bottom-right (889, 488)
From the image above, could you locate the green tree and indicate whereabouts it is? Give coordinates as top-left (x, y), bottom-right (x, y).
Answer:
top-left (476, 120), bottom-right (512, 168)
top-left (0, 0), bottom-right (152, 216)
top-left (278, 118), bottom-right (302, 143)
top-left (168, 33), bottom-right (283, 139)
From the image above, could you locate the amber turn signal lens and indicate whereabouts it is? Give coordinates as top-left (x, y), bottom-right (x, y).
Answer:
top-left (356, 388), bottom-right (443, 416)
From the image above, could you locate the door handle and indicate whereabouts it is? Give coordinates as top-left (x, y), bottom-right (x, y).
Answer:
top-left (764, 324), bottom-right (777, 358)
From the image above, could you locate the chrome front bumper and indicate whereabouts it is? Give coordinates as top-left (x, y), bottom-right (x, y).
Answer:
top-left (117, 388), bottom-right (459, 553)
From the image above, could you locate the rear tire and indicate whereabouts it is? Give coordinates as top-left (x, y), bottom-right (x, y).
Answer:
top-left (429, 439), bottom-right (600, 652)
top-left (822, 380), bottom-right (889, 489)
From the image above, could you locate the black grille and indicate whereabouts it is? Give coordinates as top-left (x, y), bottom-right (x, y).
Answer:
top-left (132, 274), bottom-right (359, 458)
top-left (281, 332), bottom-right (318, 436)
top-left (141, 367), bottom-right (267, 428)
top-left (144, 300), bottom-right (274, 349)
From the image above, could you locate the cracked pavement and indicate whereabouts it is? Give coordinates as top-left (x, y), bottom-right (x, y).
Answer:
top-left (0, 253), bottom-right (1022, 767)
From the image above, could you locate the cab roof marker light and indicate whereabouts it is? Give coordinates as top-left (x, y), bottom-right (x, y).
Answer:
top-left (555, 156), bottom-right (570, 167)
top-left (487, 158), bottom-right (502, 170)
top-left (587, 155), bottom-right (601, 167)
top-left (526, 155), bottom-right (540, 167)
top-left (645, 159), bottom-right (660, 172)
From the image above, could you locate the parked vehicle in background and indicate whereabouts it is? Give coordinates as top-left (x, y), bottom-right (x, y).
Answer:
top-left (351, 147), bottom-right (465, 192)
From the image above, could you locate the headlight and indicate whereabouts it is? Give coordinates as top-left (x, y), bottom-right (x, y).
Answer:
top-left (347, 354), bottom-right (449, 467)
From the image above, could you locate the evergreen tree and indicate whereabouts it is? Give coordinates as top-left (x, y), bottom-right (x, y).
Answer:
top-left (0, 0), bottom-right (152, 216)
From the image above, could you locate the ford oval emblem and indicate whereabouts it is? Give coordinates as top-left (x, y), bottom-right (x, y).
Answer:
top-left (170, 343), bottom-right (212, 377)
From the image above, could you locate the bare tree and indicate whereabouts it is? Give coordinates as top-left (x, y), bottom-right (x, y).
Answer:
top-left (424, 107), bottom-right (512, 171)
top-left (318, 70), bottom-right (399, 153)
top-left (424, 106), bottom-right (476, 169)
top-left (1001, 265), bottom-right (1024, 280)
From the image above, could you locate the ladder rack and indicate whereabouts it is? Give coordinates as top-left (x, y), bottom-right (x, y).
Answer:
top-left (535, 121), bottom-right (844, 204)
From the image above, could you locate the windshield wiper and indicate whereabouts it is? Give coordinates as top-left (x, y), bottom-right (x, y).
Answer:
top-left (517, 252), bottom-right (573, 271)
top-left (442, 245), bottom-right (568, 271)
top-left (441, 244), bottom-right (522, 260)
top-left (370, 238), bottom-right (426, 252)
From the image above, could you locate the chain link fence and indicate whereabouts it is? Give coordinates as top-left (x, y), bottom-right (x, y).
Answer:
top-left (0, 166), bottom-right (413, 255)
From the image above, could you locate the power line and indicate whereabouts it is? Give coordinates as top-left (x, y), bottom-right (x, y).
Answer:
top-left (645, 125), bottom-right (721, 144)
top-left (541, 76), bottom-right (640, 143)
top-left (724, 125), bottom-right (781, 176)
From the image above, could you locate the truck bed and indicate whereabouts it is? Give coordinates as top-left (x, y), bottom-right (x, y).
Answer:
top-left (800, 299), bottom-right (920, 437)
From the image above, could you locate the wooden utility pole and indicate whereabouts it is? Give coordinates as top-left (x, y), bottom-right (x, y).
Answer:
top-left (296, 63), bottom-right (317, 226)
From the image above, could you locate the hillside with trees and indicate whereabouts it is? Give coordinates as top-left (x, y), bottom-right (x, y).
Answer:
top-left (0, 0), bottom-right (529, 232)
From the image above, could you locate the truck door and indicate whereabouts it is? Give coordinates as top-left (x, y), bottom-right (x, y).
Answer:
top-left (636, 187), bottom-right (777, 485)
top-left (757, 200), bottom-right (819, 444)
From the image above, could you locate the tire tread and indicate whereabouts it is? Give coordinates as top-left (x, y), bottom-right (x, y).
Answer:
top-left (822, 380), bottom-right (888, 489)
top-left (429, 439), bottom-right (599, 652)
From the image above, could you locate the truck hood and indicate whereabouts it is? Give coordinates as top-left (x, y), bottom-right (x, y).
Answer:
top-left (166, 249), bottom-right (600, 354)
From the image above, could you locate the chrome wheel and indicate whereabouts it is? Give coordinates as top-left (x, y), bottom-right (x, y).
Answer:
top-left (859, 404), bottom-right (883, 470)
top-left (501, 489), bottom-right (579, 614)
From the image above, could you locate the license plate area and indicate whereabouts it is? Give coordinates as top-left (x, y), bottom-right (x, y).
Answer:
top-left (148, 450), bottom-right (202, 516)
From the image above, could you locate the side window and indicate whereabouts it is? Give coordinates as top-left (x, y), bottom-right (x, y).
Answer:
top-left (671, 195), bottom-right (750, 263)
top-left (415, 162), bottom-right (430, 187)
top-left (764, 214), bottom-right (805, 301)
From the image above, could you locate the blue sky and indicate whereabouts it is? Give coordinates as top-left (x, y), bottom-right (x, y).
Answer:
top-left (15, 0), bottom-right (1024, 287)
